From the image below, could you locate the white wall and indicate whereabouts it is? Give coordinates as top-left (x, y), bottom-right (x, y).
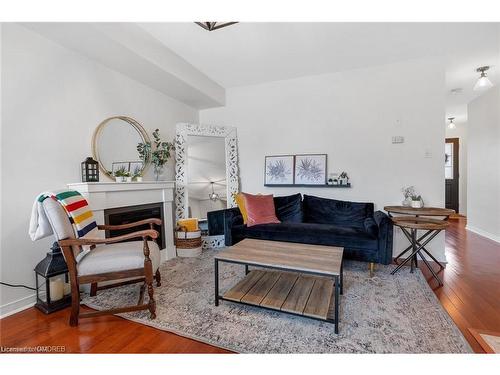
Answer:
top-left (446, 122), bottom-right (468, 215)
top-left (466, 86), bottom-right (500, 242)
top-left (0, 24), bottom-right (199, 316)
top-left (201, 59), bottom-right (446, 260)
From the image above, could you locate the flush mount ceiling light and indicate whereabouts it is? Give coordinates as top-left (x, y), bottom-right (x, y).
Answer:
top-left (473, 66), bottom-right (493, 91)
top-left (447, 117), bottom-right (456, 129)
top-left (208, 182), bottom-right (220, 201)
top-left (195, 22), bottom-right (238, 31)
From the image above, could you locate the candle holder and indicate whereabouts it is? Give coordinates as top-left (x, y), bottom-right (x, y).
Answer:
top-left (34, 242), bottom-right (71, 314)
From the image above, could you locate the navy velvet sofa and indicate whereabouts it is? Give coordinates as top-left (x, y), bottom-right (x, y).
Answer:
top-left (221, 194), bottom-right (393, 265)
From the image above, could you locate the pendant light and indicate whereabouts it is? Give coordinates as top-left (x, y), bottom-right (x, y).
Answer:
top-left (195, 22), bottom-right (238, 31)
top-left (208, 182), bottom-right (220, 202)
top-left (473, 66), bottom-right (493, 91)
top-left (447, 117), bottom-right (456, 129)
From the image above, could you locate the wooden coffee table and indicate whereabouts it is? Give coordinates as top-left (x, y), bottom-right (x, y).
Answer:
top-left (214, 239), bottom-right (344, 333)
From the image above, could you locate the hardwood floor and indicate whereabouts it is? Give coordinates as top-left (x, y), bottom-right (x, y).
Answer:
top-left (1, 217), bottom-right (498, 353)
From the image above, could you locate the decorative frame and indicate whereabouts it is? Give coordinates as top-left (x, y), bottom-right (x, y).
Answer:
top-left (264, 155), bottom-right (295, 185)
top-left (175, 123), bottom-right (239, 221)
top-left (294, 154), bottom-right (328, 185)
top-left (92, 116), bottom-right (151, 180)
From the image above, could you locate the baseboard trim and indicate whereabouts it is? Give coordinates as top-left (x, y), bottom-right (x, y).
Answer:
top-left (466, 225), bottom-right (500, 244)
top-left (0, 293), bottom-right (36, 319)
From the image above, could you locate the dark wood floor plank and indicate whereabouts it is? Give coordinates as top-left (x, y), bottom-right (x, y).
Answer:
top-left (0, 217), bottom-right (498, 353)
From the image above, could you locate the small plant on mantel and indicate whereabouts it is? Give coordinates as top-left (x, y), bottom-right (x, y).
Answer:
top-left (137, 129), bottom-right (175, 181)
top-left (132, 165), bottom-right (143, 182)
top-left (114, 167), bottom-right (129, 183)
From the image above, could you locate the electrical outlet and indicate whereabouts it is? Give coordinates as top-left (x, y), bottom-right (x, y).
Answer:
top-left (392, 136), bottom-right (405, 144)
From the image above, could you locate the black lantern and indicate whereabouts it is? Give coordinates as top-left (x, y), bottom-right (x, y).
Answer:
top-left (34, 242), bottom-right (71, 314)
top-left (81, 156), bottom-right (99, 182)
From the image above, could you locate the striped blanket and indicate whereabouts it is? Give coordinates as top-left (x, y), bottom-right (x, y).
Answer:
top-left (29, 190), bottom-right (98, 241)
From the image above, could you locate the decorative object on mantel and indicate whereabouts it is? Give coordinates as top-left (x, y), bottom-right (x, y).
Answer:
top-left (132, 164), bottom-right (143, 182)
top-left (137, 129), bottom-right (175, 181)
top-left (113, 166), bottom-right (130, 183)
top-left (34, 242), bottom-right (71, 314)
top-left (92, 116), bottom-right (150, 180)
top-left (81, 157), bottom-right (99, 182)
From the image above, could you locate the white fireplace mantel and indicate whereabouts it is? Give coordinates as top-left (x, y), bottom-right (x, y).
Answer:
top-left (67, 181), bottom-right (176, 262)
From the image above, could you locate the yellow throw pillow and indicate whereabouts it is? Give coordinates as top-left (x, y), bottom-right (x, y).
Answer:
top-left (234, 192), bottom-right (248, 224)
top-left (177, 218), bottom-right (199, 232)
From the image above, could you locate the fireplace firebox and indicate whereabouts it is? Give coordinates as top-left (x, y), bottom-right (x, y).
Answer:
top-left (104, 203), bottom-right (165, 249)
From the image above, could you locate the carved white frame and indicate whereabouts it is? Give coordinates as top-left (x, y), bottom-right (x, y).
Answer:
top-left (175, 123), bottom-right (239, 221)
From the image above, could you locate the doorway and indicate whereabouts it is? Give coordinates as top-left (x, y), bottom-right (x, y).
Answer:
top-left (445, 138), bottom-right (459, 213)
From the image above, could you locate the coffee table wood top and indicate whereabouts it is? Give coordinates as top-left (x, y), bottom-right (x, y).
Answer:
top-left (384, 205), bottom-right (455, 217)
top-left (215, 239), bottom-right (343, 276)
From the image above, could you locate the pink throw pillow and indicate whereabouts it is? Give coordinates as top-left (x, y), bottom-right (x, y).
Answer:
top-left (242, 193), bottom-right (281, 227)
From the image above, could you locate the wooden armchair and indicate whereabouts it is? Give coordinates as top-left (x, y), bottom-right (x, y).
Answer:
top-left (42, 197), bottom-right (162, 326)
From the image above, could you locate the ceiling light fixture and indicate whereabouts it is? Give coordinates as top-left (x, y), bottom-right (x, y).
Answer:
top-left (473, 66), bottom-right (493, 91)
top-left (447, 117), bottom-right (456, 129)
top-left (208, 182), bottom-right (220, 201)
top-left (195, 22), bottom-right (238, 32)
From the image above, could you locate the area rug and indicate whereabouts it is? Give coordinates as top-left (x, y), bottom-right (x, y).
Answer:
top-left (83, 249), bottom-right (472, 353)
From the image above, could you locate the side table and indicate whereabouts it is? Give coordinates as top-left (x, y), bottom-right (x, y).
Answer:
top-left (384, 206), bottom-right (455, 286)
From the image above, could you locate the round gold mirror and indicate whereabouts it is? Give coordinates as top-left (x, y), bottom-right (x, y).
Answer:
top-left (92, 116), bottom-right (150, 179)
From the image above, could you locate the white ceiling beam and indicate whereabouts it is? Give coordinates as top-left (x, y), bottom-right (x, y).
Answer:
top-left (21, 23), bottom-right (225, 109)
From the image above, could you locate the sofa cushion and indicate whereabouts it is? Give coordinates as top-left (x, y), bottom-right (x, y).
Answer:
top-left (303, 195), bottom-right (374, 228)
top-left (273, 193), bottom-right (303, 223)
top-left (240, 222), bottom-right (378, 249)
top-left (234, 193), bottom-right (249, 224)
top-left (242, 193), bottom-right (281, 227)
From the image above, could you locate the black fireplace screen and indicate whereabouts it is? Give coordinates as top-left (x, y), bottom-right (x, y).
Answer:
top-left (104, 203), bottom-right (165, 249)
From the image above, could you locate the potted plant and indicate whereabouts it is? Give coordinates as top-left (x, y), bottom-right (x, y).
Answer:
top-left (137, 129), bottom-right (175, 181)
top-left (124, 171), bottom-right (132, 183)
top-left (401, 186), bottom-right (415, 206)
top-left (411, 194), bottom-right (424, 208)
top-left (132, 165), bottom-right (143, 182)
top-left (114, 167), bottom-right (127, 183)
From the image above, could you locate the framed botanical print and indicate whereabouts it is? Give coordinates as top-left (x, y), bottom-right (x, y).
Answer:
top-left (294, 154), bottom-right (327, 185)
top-left (264, 155), bottom-right (295, 185)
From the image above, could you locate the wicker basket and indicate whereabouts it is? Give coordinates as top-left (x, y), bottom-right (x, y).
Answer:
top-left (175, 226), bottom-right (202, 257)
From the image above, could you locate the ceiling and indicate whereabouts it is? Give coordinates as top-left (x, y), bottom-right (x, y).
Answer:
top-left (140, 22), bottom-right (500, 124)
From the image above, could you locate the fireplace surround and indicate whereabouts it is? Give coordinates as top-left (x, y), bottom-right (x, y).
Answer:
top-left (67, 181), bottom-right (176, 261)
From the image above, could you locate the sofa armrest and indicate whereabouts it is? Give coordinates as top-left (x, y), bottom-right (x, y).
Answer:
top-left (374, 210), bottom-right (393, 264)
top-left (223, 207), bottom-right (244, 246)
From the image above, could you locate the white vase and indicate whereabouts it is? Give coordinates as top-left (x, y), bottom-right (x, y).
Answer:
top-left (135, 176), bottom-right (143, 182)
top-left (125, 177), bottom-right (132, 183)
top-left (115, 176), bottom-right (124, 183)
top-left (411, 200), bottom-right (422, 208)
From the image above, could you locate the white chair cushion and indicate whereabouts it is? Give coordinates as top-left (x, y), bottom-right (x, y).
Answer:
top-left (77, 240), bottom-right (160, 276)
